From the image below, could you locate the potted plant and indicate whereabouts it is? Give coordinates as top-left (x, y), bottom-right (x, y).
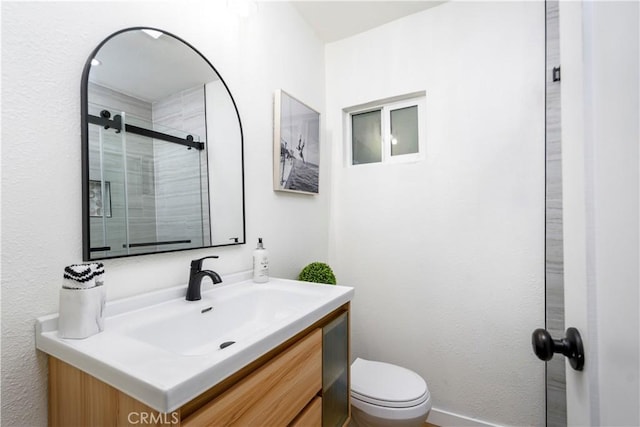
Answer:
top-left (298, 262), bottom-right (337, 285)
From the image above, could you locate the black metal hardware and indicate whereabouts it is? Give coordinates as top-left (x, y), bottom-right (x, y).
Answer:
top-left (190, 255), bottom-right (219, 271)
top-left (552, 66), bottom-right (561, 82)
top-left (88, 113), bottom-right (204, 150)
top-left (89, 246), bottom-right (112, 252)
top-left (186, 256), bottom-right (222, 301)
top-left (229, 237), bottom-right (239, 243)
top-left (532, 327), bottom-right (584, 371)
top-left (122, 240), bottom-right (191, 248)
top-left (97, 109), bottom-right (120, 133)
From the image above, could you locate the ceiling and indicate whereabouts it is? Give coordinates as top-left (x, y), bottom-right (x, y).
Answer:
top-left (88, 3), bottom-right (447, 102)
top-left (290, 1), bottom-right (446, 43)
top-left (90, 29), bottom-right (219, 103)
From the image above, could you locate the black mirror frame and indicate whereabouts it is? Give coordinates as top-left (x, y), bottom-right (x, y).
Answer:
top-left (81, 27), bottom-right (246, 261)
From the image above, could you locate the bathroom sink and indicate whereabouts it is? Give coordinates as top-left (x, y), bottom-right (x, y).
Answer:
top-left (120, 283), bottom-right (326, 356)
top-left (35, 272), bottom-right (353, 413)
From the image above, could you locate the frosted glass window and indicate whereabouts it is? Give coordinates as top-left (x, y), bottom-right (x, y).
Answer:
top-left (351, 110), bottom-right (382, 165)
top-left (347, 94), bottom-right (424, 166)
top-left (390, 106), bottom-right (419, 156)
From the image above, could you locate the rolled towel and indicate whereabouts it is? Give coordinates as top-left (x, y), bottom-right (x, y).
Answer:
top-left (63, 263), bottom-right (103, 289)
top-left (93, 263), bottom-right (105, 287)
top-left (58, 286), bottom-right (106, 339)
top-left (59, 262), bottom-right (106, 339)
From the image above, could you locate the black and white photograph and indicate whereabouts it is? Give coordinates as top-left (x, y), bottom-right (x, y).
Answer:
top-left (273, 89), bottom-right (320, 194)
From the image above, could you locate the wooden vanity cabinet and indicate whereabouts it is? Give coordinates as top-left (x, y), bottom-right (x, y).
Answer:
top-left (181, 328), bottom-right (322, 426)
top-left (48, 303), bottom-right (350, 427)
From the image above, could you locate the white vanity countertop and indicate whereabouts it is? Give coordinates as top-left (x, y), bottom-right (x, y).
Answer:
top-left (35, 271), bottom-right (354, 413)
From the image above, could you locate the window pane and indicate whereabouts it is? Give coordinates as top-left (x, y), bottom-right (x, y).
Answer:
top-left (352, 110), bottom-right (382, 164)
top-left (390, 106), bottom-right (419, 156)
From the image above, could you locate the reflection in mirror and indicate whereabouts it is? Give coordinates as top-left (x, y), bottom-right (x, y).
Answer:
top-left (81, 28), bottom-right (245, 260)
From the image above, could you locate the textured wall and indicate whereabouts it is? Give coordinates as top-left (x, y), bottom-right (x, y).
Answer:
top-left (325, 2), bottom-right (546, 425)
top-left (1, 2), bottom-right (327, 425)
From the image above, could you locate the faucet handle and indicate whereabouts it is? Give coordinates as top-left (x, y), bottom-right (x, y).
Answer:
top-left (190, 255), bottom-right (219, 271)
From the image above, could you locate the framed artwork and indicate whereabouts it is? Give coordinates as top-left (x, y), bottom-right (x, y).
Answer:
top-left (89, 180), bottom-right (112, 218)
top-left (273, 89), bottom-right (320, 194)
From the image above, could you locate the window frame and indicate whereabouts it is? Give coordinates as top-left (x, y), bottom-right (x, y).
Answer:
top-left (345, 93), bottom-right (426, 167)
top-left (350, 107), bottom-right (383, 165)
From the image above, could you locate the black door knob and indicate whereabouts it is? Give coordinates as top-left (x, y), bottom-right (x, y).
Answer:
top-left (532, 327), bottom-right (584, 371)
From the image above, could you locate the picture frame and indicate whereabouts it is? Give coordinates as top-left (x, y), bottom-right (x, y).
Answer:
top-left (273, 89), bottom-right (320, 194)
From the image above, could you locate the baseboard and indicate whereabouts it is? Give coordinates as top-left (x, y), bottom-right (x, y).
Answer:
top-left (426, 408), bottom-right (502, 427)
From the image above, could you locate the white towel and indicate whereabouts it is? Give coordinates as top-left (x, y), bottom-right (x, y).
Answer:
top-left (58, 262), bottom-right (106, 339)
top-left (58, 286), bottom-right (106, 339)
top-left (63, 262), bottom-right (104, 289)
top-left (92, 263), bottom-right (105, 287)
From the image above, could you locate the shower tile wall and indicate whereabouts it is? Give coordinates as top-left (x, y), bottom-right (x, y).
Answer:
top-left (88, 83), bottom-right (157, 256)
top-left (152, 85), bottom-right (210, 249)
top-left (545, 1), bottom-right (566, 425)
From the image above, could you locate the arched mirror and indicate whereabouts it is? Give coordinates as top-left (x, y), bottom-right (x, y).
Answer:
top-left (81, 27), bottom-right (245, 260)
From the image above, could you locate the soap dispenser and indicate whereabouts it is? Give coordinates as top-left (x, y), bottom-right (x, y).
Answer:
top-left (253, 238), bottom-right (269, 283)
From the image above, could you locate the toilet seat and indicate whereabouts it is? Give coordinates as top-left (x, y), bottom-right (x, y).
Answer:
top-left (351, 358), bottom-right (430, 409)
top-left (352, 389), bottom-right (430, 408)
top-left (351, 394), bottom-right (432, 422)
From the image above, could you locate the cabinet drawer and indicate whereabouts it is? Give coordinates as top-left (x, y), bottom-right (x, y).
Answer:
top-left (182, 329), bottom-right (322, 427)
top-left (290, 397), bottom-right (322, 427)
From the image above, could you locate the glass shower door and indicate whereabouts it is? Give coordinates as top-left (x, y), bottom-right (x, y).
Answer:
top-left (87, 111), bottom-right (210, 258)
top-left (87, 119), bottom-right (129, 258)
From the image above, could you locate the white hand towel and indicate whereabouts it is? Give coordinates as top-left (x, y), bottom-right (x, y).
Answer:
top-left (58, 262), bottom-right (106, 339)
top-left (92, 263), bottom-right (105, 287)
top-left (63, 264), bottom-right (94, 289)
top-left (58, 286), bottom-right (106, 339)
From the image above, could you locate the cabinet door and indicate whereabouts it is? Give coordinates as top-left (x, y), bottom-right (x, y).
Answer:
top-left (291, 397), bottom-right (322, 427)
top-left (322, 311), bottom-right (349, 427)
top-left (182, 329), bottom-right (322, 427)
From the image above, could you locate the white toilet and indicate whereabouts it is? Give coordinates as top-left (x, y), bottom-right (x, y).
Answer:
top-left (350, 358), bottom-right (432, 427)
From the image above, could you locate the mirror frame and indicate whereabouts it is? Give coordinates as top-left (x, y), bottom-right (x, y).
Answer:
top-left (81, 27), bottom-right (246, 261)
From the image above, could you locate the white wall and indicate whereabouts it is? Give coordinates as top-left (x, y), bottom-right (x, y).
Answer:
top-left (1, 2), bottom-right (327, 425)
top-left (325, 2), bottom-right (545, 425)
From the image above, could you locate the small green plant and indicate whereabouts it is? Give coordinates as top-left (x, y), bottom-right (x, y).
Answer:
top-left (298, 262), bottom-right (337, 285)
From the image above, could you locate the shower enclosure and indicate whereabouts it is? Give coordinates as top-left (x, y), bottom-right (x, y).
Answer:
top-left (87, 95), bottom-right (211, 258)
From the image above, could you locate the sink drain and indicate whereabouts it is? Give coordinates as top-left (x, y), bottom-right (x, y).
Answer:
top-left (219, 341), bottom-right (235, 349)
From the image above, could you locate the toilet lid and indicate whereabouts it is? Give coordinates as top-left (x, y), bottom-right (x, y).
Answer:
top-left (351, 358), bottom-right (429, 408)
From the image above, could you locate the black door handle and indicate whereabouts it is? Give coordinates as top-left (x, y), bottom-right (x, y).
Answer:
top-left (532, 327), bottom-right (584, 371)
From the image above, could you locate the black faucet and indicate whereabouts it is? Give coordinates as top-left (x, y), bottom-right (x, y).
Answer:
top-left (186, 256), bottom-right (222, 301)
